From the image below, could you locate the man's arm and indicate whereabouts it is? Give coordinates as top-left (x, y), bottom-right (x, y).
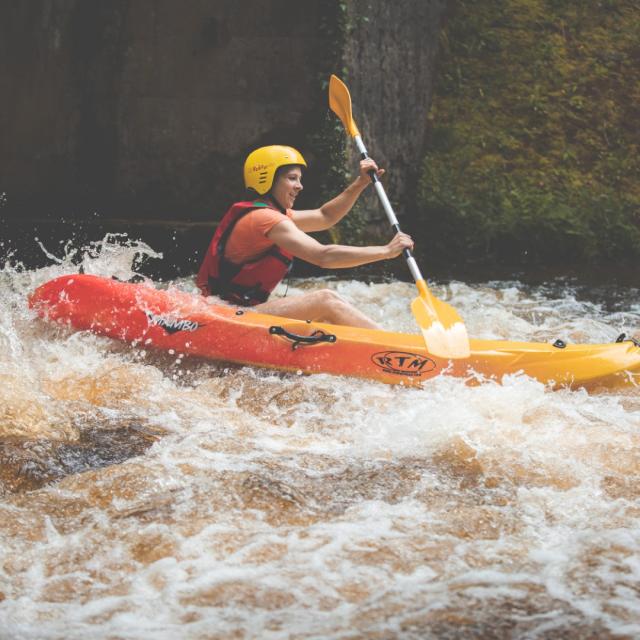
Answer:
top-left (268, 218), bottom-right (412, 269)
top-left (291, 158), bottom-right (383, 233)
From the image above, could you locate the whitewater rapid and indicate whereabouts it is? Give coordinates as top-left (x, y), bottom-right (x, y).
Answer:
top-left (0, 237), bottom-right (638, 639)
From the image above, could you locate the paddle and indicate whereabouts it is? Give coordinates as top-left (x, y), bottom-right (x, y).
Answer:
top-left (329, 74), bottom-right (470, 359)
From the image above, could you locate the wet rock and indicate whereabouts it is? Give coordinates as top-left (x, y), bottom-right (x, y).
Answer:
top-left (238, 472), bottom-right (316, 526)
top-left (432, 436), bottom-right (484, 488)
top-left (602, 474), bottom-right (640, 501)
top-left (0, 423), bottom-right (162, 494)
top-left (129, 532), bottom-right (177, 565)
top-left (0, 373), bottom-right (77, 441)
top-left (180, 580), bottom-right (295, 611)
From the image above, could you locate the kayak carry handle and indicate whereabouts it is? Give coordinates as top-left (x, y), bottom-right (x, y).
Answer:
top-left (616, 333), bottom-right (640, 348)
top-left (269, 326), bottom-right (337, 350)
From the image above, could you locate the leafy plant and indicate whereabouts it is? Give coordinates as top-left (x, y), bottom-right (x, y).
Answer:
top-left (419, 0), bottom-right (640, 265)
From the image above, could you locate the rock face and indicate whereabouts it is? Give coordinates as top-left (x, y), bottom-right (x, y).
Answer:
top-left (343, 0), bottom-right (448, 227)
top-left (1, 0), bottom-right (447, 233)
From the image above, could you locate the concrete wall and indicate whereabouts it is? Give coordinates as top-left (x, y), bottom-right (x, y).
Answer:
top-left (0, 0), bottom-right (447, 232)
top-left (1, 0), bottom-right (341, 221)
top-left (343, 0), bottom-right (448, 228)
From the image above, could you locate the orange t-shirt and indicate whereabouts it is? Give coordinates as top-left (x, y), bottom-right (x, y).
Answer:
top-left (224, 207), bottom-right (293, 264)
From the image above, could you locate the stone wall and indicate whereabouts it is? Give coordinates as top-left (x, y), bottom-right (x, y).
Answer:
top-left (343, 1), bottom-right (448, 229)
top-left (1, 0), bottom-right (447, 233)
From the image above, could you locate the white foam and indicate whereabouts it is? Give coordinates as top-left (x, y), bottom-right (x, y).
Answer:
top-left (1, 242), bottom-right (639, 637)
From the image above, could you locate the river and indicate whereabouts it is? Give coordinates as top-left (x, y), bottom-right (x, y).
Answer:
top-left (1, 236), bottom-right (638, 639)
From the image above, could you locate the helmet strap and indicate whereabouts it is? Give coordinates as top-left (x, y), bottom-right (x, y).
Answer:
top-left (263, 193), bottom-right (287, 214)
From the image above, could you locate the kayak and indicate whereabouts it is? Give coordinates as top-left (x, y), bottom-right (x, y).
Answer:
top-left (29, 274), bottom-right (640, 390)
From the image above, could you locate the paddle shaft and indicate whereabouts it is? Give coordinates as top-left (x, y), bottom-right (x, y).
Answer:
top-left (354, 135), bottom-right (424, 285)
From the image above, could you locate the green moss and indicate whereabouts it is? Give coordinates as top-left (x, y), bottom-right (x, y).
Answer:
top-left (419, 0), bottom-right (640, 265)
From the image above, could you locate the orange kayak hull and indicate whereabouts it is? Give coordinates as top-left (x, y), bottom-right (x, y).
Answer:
top-left (29, 275), bottom-right (640, 390)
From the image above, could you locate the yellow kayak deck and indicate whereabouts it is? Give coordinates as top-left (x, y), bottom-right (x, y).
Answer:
top-left (29, 275), bottom-right (640, 390)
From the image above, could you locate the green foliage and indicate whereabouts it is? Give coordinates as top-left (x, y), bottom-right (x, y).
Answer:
top-left (420, 0), bottom-right (640, 264)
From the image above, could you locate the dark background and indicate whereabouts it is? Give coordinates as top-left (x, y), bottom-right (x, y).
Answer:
top-left (0, 0), bottom-right (447, 277)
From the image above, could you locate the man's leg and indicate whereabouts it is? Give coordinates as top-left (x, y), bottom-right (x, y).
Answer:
top-left (254, 289), bottom-right (380, 329)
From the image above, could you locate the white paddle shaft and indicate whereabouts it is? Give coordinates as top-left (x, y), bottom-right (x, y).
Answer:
top-left (354, 135), bottom-right (424, 284)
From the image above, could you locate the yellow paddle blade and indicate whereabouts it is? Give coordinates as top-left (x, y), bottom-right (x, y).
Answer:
top-left (411, 280), bottom-right (471, 359)
top-left (329, 74), bottom-right (360, 138)
top-left (329, 73), bottom-right (471, 359)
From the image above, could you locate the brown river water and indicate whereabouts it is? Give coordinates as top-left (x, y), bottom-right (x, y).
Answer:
top-left (0, 237), bottom-right (639, 639)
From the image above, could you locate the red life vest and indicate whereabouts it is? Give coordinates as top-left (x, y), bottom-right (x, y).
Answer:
top-left (196, 200), bottom-right (293, 306)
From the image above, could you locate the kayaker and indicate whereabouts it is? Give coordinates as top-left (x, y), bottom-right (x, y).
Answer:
top-left (196, 145), bottom-right (413, 329)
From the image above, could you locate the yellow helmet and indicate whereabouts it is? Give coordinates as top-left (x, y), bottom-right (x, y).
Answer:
top-left (244, 145), bottom-right (307, 195)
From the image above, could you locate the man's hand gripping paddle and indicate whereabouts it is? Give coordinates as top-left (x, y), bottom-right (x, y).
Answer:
top-left (329, 74), bottom-right (470, 359)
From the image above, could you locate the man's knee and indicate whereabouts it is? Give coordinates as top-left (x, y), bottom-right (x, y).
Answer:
top-left (312, 289), bottom-right (347, 307)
